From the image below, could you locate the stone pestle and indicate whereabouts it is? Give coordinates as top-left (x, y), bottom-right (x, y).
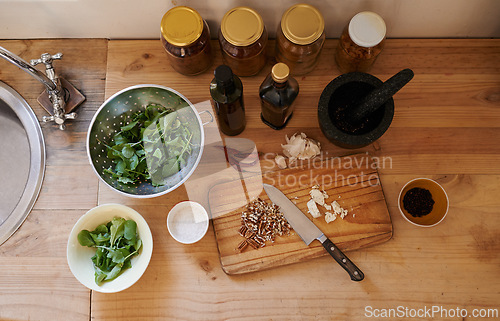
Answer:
top-left (347, 69), bottom-right (414, 123)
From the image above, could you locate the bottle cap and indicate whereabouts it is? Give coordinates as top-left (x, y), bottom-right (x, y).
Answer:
top-left (161, 6), bottom-right (204, 47)
top-left (280, 4), bottom-right (324, 45)
top-left (271, 63), bottom-right (290, 83)
top-left (214, 65), bottom-right (235, 88)
top-left (221, 7), bottom-right (265, 47)
top-left (348, 11), bottom-right (386, 48)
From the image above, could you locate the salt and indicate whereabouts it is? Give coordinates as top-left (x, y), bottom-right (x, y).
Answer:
top-left (167, 202), bottom-right (209, 244)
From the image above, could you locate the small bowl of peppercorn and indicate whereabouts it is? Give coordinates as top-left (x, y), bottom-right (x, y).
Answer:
top-left (398, 178), bottom-right (449, 227)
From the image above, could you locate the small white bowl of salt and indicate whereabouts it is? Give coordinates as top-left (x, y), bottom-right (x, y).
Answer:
top-left (167, 201), bottom-right (209, 244)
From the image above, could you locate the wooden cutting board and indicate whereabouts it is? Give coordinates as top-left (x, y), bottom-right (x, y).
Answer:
top-left (208, 153), bottom-right (393, 275)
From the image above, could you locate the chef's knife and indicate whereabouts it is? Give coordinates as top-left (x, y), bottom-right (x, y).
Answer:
top-left (263, 184), bottom-right (364, 281)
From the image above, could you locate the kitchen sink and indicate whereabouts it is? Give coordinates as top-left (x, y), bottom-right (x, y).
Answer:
top-left (0, 80), bottom-right (45, 246)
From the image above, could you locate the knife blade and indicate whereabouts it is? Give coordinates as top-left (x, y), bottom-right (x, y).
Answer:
top-left (263, 184), bottom-right (364, 281)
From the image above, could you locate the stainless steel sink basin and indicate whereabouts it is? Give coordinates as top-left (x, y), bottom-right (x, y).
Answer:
top-left (0, 80), bottom-right (45, 245)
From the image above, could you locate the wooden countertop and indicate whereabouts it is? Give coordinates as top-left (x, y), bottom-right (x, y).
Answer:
top-left (0, 39), bottom-right (499, 320)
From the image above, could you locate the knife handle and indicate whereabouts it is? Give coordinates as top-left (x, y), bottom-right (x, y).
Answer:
top-left (321, 238), bottom-right (364, 281)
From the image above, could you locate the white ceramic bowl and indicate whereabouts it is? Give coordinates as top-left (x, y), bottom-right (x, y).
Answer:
top-left (67, 204), bottom-right (153, 293)
top-left (167, 201), bottom-right (209, 244)
top-left (398, 178), bottom-right (449, 227)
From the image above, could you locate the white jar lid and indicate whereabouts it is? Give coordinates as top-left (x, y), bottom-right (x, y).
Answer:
top-left (348, 11), bottom-right (386, 48)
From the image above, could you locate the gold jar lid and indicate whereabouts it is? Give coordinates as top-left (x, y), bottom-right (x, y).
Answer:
top-left (161, 6), bottom-right (204, 47)
top-left (280, 3), bottom-right (324, 45)
top-left (271, 63), bottom-right (289, 83)
top-left (221, 6), bottom-right (264, 47)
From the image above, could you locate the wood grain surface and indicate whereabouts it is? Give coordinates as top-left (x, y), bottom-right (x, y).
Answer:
top-left (210, 154), bottom-right (392, 274)
top-left (0, 39), bottom-right (107, 321)
top-left (0, 39), bottom-right (499, 321)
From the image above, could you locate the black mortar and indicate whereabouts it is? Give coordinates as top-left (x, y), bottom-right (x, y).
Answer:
top-left (318, 72), bottom-right (395, 149)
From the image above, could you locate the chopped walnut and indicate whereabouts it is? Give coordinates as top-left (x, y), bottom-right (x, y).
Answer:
top-left (237, 198), bottom-right (292, 252)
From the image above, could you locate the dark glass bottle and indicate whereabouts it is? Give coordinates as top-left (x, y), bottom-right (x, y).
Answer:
top-left (259, 63), bottom-right (299, 129)
top-left (210, 65), bottom-right (246, 136)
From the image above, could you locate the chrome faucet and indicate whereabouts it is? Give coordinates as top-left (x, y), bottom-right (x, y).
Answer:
top-left (0, 46), bottom-right (78, 130)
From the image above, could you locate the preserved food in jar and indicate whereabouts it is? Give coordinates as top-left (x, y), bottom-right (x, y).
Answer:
top-left (276, 3), bottom-right (325, 76)
top-left (335, 11), bottom-right (386, 73)
top-left (161, 6), bottom-right (214, 75)
top-left (219, 6), bottom-right (268, 76)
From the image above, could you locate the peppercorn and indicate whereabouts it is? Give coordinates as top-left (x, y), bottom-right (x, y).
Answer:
top-left (403, 187), bottom-right (435, 217)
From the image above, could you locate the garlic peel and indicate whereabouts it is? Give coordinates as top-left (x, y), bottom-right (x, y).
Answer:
top-left (281, 132), bottom-right (321, 162)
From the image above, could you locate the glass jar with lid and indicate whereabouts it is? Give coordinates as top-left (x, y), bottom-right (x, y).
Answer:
top-left (335, 11), bottom-right (386, 73)
top-left (219, 6), bottom-right (268, 77)
top-left (276, 3), bottom-right (325, 76)
top-left (161, 6), bottom-right (214, 75)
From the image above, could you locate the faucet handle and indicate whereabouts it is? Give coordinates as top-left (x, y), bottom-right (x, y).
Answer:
top-left (42, 112), bottom-right (78, 130)
top-left (50, 53), bottom-right (63, 60)
top-left (30, 52), bottom-right (63, 67)
top-left (65, 112), bottom-right (77, 120)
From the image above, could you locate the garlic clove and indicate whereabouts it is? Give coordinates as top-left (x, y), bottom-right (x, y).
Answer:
top-left (275, 155), bottom-right (287, 169)
top-left (325, 212), bottom-right (337, 223)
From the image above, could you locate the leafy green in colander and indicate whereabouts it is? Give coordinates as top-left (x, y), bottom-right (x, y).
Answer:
top-left (102, 103), bottom-right (196, 186)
